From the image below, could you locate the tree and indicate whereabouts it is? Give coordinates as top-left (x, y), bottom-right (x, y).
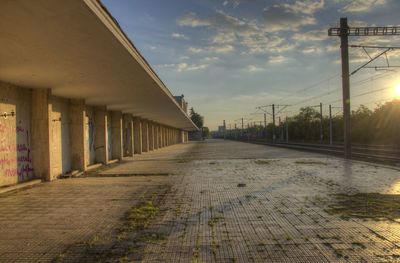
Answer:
top-left (202, 127), bottom-right (210, 138)
top-left (190, 107), bottom-right (204, 128)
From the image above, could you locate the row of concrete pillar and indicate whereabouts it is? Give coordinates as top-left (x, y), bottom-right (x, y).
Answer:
top-left (31, 89), bottom-right (189, 182)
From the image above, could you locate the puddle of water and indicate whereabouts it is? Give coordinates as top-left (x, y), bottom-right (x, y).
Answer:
top-left (325, 193), bottom-right (400, 221)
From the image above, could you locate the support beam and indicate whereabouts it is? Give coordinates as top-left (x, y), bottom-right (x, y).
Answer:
top-left (111, 111), bottom-right (123, 160)
top-left (69, 99), bottom-right (86, 172)
top-left (162, 127), bottom-right (167, 147)
top-left (94, 106), bottom-right (108, 164)
top-left (133, 118), bottom-right (142, 154)
top-left (123, 114), bottom-right (134, 157)
top-left (161, 126), bottom-right (165, 147)
top-left (154, 124), bottom-right (159, 150)
top-left (142, 120), bottom-right (149, 152)
top-left (148, 121), bottom-right (154, 151)
top-left (31, 89), bottom-right (52, 181)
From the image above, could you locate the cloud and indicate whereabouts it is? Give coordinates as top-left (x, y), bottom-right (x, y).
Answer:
top-left (203, 56), bottom-right (220, 62)
top-left (188, 47), bottom-right (204, 53)
top-left (211, 31), bottom-right (237, 44)
top-left (247, 65), bottom-right (265, 72)
top-left (281, 0), bottom-right (325, 15)
top-left (177, 63), bottom-right (209, 72)
top-left (222, 0), bottom-right (256, 8)
top-left (223, 0), bottom-right (240, 8)
top-left (302, 46), bottom-right (323, 54)
top-left (157, 63), bottom-right (209, 72)
top-left (338, 0), bottom-right (386, 13)
top-left (171, 32), bottom-right (189, 40)
top-left (177, 12), bottom-right (212, 27)
top-left (188, 45), bottom-right (234, 54)
top-left (209, 44), bottom-right (235, 53)
top-left (177, 10), bottom-right (295, 55)
top-left (292, 29), bottom-right (328, 42)
top-left (268, 55), bottom-right (287, 64)
top-left (326, 42), bottom-right (339, 52)
top-left (262, 5), bottom-right (317, 32)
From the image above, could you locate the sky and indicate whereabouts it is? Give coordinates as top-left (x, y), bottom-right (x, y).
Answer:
top-left (101, 0), bottom-right (400, 130)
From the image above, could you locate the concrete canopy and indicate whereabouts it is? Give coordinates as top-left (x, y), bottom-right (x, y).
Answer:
top-left (0, 0), bottom-right (198, 131)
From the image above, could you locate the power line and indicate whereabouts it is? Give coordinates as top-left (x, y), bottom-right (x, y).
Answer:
top-left (276, 73), bottom-right (340, 104)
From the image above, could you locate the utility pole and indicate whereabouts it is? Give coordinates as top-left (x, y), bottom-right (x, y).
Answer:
top-left (339, 18), bottom-right (350, 158)
top-left (223, 120), bottom-right (226, 140)
top-left (328, 18), bottom-right (400, 159)
top-left (241, 117), bottom-right (244, 137)
top-left (256, 104), bottom-right (289, 143)
top-left (329, 104), bottom-right (333, 145)
top-left (319, 102), bottom-right (323, 144)
top-left (235, 123), bottom-right (237, 140)
top-left (285, 116), bottom-right (289, 143)
top-left (278, 116), bottom-right (282, 141)
top-left (272, 104), bottom-right (276, 143)
top-left (263, 113), bottom-right (267, 139)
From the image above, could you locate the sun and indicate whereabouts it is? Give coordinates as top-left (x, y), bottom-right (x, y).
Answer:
top-left (395, 84), bottom-right (400, 98)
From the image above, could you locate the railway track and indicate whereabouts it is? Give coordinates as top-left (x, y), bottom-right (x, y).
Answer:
top-left (231, 138), bottom-right (400, 165)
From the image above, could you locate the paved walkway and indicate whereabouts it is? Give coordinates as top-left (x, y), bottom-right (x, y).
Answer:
top-left (1, 139), bottom-right (400, 262)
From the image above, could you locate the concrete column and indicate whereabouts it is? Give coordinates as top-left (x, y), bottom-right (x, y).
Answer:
top-left (133, 117), bottom-right (142, 154)
top-left (94, 106), bottom-right (108, 164)
top-left (111, 111), bottom-right (123, 160)
top-left (154, 124), bottom-right (159, 150)
top-left (159, 126), bottom-right (163, 148)
top-left (148, 121), bottom-right (154, 151)
top-left (185, 131), bottom-right (189, 142)
top-left (69, 99), bottom-right (86, 172)
top-left (164, 127), bottom-right (168, 147)
top-left (179, 130), bottom-right (184, 143)
top-left (123, 114), bottom-right (134, 157)
top-left (168, 128), bottom-right (171, 146)
top-left (157, 126), bottom-right (161, 149)
top-left (31, 89), bottom-right (52, 181)
top-left (142, 120), bottom-right (149, 152)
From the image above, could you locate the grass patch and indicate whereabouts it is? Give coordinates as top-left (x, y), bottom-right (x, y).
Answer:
top-left (254, 160), bottom-right (270, 165)
top-left (326, 193), bottom-right (400, 220)
top-left (208, 216), bottom-right (224, 227)
top-left (137, 232), bottom-right (166, 244)
top-left (122, 201), bottom-right (159, 231)
top-left (295, 160), bottom-right (327, 165)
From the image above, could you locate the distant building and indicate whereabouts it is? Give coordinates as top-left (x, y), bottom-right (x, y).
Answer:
top-left (174, 95), bottom-right (188, 114)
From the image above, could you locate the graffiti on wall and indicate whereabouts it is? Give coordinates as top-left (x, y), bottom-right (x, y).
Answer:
top-left (0, 120), bottom-right (34, 180)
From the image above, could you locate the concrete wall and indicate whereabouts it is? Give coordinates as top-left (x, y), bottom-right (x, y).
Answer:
top-left (0, 82), bottom-right (34, 186)
top-left (85, 106), bottom-right (96, 166)
top-left (50, 96), bottom-right (71, 179)
top-left (111, 111), bottom-right (122, 160)
top-left (123, 114), bottom-right (134, 157)
top-left (69, 99), bottom-right (86, 172)
top-left (0, 82), bottom-right (188, 187)
top-left (94, 106), bottom-right (108, 164)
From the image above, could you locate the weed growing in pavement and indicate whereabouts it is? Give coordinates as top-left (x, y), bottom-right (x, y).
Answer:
top-left (295, 160), bottom-right (327, 165)
top-left (254, 160), bottom-right (270, 165)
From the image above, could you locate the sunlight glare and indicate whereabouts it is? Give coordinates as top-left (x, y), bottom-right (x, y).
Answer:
top-left (395, 84), bottom-right (400, 98)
